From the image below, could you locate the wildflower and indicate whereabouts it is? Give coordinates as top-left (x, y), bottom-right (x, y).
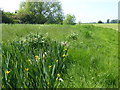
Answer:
top-left (25, 68), bottom-right (29, 72)
top-left (43, 54), bottom-right (45, 58)
top-left (62, 54), bottom-right (67, 57)
top-left (57, 74), bottom-right (60, 78)
top-left (59, 78), bottom-right (64, 82)
top-left (61, 41), bottom-right (69, 46)
top-left (23, 39), bottom-right (26, 43)
top-left (34, 38), bottom-right (37, 40)
top-left (48, 65), bottom-right (52, 68)
top-left (41, 41), bottom-right (45, 43)
top-left (28, 59), bottom-right (31, 62)
top-left (44, 52), bottom-right (47, 55)
top-left (2, 85), bottom-right (5, 88)
top-left (56, 60), bottom-right (58, 63)
top-left (6, 71), bottom-right (10, 75)
top-left (64, 48), bottom-right (68, 51)
top-left (35, 55), bottom-right (40, 60)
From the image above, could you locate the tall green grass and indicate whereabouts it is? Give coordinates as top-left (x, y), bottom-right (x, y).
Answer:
top-left (63, 25), bottom-right (118, 88)
top-left (2, 24), bottom-right (118, 88)
top-left (2, 33), bottom-right (68, 88)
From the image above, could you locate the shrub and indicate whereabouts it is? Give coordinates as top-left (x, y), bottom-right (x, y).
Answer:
top-left (98, 20), bottom-right (103, 23)
top-left (63, 14), bottom-right (76, 25)
top-left (67, 32), bottom-right (78, 40)
top-left (2, 11), bottom-right (14, 24)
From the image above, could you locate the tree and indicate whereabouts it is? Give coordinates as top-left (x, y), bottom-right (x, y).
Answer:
top-left (119, 20), bottom-right (120, 23)
top-left (1, 10), bottom-right (14, 23)
top-left (111, 19), bottom-right (118, 23)
top-left (107, 19), bottom-right (110, 23)
top-left (43, 2), bottom-right (64, 24)
top-left (98, 20), bottom-right (103, 23)
top-left (77, 21), bottom-right (81, 24)
top-left (63, 14), bottom-right (76, 25)
top-left (17, 1), bottom-right (64, 24)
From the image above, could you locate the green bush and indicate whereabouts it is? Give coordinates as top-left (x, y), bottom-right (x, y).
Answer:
top-left (63, 14), bottom-right (76, 25)
top-left (2, 11), bottom-right (14, 24)
top-left (67, 32), bottom-right (78, 40)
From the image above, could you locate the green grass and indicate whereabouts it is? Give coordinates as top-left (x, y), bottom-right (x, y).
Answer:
top-left (2, 34), bottom-right (68, 88)
top-left (92, 23), bottom-right (118, 31)
top-left (2, 24), bottom-right (118, 88)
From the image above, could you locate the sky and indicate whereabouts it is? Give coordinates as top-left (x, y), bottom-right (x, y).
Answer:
top-left (0, 0), bottom-right (119, 23)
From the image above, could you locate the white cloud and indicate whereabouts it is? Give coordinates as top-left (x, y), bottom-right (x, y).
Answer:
top-left (0, 0), bottom-right (24, 12)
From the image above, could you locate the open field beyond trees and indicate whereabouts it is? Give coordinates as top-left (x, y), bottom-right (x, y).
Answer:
top-left (93, 23), bottom-right (118, 31)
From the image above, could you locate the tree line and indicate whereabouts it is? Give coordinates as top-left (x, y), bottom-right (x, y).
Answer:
top-left (98, 19), bottom-right (120, 23)
top-left (1, 0), bottom-right (119, 24)
top-left (1, 1), bottom-right (76, 25)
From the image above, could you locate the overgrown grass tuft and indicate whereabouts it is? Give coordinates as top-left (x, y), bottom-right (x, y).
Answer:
top-left (2, 33), bottom-right (68, 88)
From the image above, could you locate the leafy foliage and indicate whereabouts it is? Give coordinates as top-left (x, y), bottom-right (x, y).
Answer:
top-left (110, 19), bottom-right (119, 23)
top-left (17, 1), bottom-right (64, 24)
top-left (1, 10), bottom-right (14, 23)
top-left (63, 14), bottom-right (76, 25)
top-left (98, 20), bottom-right (103, 23)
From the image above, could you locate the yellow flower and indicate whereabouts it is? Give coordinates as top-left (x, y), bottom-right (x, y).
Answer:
top-left (2, 85), bottom-right (5, 88)
top-left (64, 48), bottom-right (68, 51)
top-left (6, 71), bottom-right (10, 75)
top-left (25, 68), bottom-right (29, 72)
top-left (62, 54), bottom-right (67, 57)
top-left (48, 65), bottom-right (52, 68)
top-left (35, 55), bottom-right (40, 60)
top-left (56, 60), bottom-right (58, 63)
top-left (57, 74), bottom-right (60, 78)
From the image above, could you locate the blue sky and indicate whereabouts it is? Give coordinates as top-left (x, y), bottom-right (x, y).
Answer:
top-left (0, 0), bottom-right (119, 23)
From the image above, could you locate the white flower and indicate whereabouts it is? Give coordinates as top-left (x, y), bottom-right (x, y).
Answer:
top-left (41, 41), bottom-right (45, 43)
top-left (44, 52), bottom-right (47, 55)
top-left (43, 54), bottom-right (45, 58)
top-left (59, 78), bottom-right (64, 82)
top-left (61, 41), bottom-right (69, 46)
top-left (34, 38), bottom-right (37, 40)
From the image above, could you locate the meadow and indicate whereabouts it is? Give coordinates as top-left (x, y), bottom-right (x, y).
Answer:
top-left (2, 24), bottom-right (118, 88)
top-left (93, 23), bottom-right (118, 31)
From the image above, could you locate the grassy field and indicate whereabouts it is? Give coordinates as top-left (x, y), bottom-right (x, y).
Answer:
top-left (2, 24), bottom-right (118, 88)
top-left (92, 23), bottom-right (118, 31)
